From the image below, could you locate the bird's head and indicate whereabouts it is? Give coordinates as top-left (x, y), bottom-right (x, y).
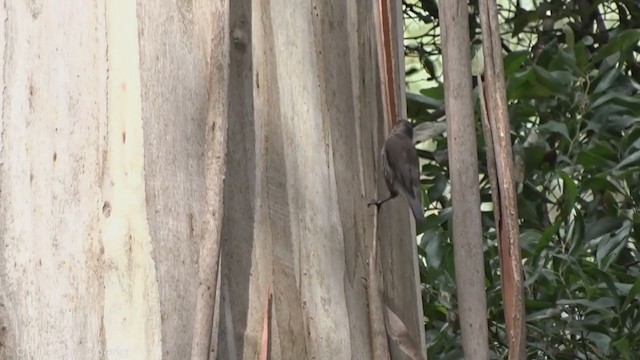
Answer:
top-left (391, 119), bottom-right (414, 138)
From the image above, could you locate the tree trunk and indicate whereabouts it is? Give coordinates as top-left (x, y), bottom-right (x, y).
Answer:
top-left (440, 1), bottom-right (490, 359)
top-left (478, 0), bottom-right (527, 357)
top-left (217, 1), bottom-right (425, 359)
top-left (0, 1), bottom-right (424, 359)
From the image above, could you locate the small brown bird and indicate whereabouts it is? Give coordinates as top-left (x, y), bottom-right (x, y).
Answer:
top-left (369, 119), bottom-right (425, 223)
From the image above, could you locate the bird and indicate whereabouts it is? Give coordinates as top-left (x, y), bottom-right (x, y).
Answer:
top-left (369, 119), bottom-right (425, 224)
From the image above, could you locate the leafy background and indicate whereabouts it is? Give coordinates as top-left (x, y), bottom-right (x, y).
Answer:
top-left (403, 1), bottom-right (640, 358)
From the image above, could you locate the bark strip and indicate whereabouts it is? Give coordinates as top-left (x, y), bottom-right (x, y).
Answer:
top-left (191, 1), bottom-right (230, 358)
top-left (477, 0), bottom-right (527, 358)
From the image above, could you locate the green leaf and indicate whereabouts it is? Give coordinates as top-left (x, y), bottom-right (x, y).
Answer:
top-left (574, 41), bottom-right (592, 72)
top-left (531, 66), bottom-right (575, 98)
top-left (510, 8), bottom-right (538, 37)
top-left (593, 29), bottom-right (640, 63)
top-left (587, 332), bottom-right (613, 355)
top-left (535, 220), bottom-right (560, 253)
top-left (585, 217), bottom-right (624, 242)
top-left (597, 221), bottom-right (632, 270)
top-left (582, 176), bottom-right (618, 193)
top-left (569, 210), bottom-right (585, 255)
top-left (621, 127), bottom-right (640, 152)
top-left (621, 278), bottom-right (640, 311)
top-left (424, 208), bottom-right (451, 229)
top-left (503, 50), bottom-right (530, 76)
top-left (612, 337), bottom-right (631, 358)
top-left (520, 229), bottom-right (542, 254)
top-left (421, 229), bottom-right (445, 269)
top-left (556, 298), bottom-right (615, 310)
top-left (419, 85), bottom-right (444, 100)
top-left (555, 47), bottom-right (578, 73)
top-left (576, 142), bottom-right (619, 169)
top-left (558, 171), bottom-right (577, 219)
top-left (562, 24), bottom-right (575, 49)
top-left (508, 67), bottom-right (553, 99)
top-left (591, 93), bottom-right (640, 116)
top-left (407, 91), bottom-right (443, 110)
top-left (428, 174), bottom-right (448, 202)
top-left (538, 121), bottom-right (570, 139)
top-left (613, 282), bottom-right (635, 296)
top-left (519, 199), bottom-right (544, 230)
top-left (593, 67), bottom-right (622, 94)
top-left (523, 144), bottom-right (550, 173)
top-left (615, 149), bottom-right (640, 170)
top-left (604, 115), bottom-right (637, 133)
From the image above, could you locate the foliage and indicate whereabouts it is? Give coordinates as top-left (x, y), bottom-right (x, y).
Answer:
top-left (405, 1), bottom-right (640, 359)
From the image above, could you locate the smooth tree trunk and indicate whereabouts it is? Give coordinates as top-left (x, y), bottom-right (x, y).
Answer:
top-left (440, 1), bottom-right (490, 358)
top-left (0, 0), bottom-right (424, 359)
top-left (1, 0), bottom-right (224, 359)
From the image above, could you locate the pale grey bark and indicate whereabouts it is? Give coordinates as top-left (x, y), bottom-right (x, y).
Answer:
top-left (0, 0), bottom-right (423, 359)
top-left (0, 0), bottom-right (218, 358)
top-left (217, 1), bottom-right (424, 359)
top-left (440, 1), bottom-right (490, 359)
top-left (0, 0), bottom-right (111, 357)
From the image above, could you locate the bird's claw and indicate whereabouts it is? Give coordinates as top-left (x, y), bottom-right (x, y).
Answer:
top-left (367, 199), bottom-right (380, 209)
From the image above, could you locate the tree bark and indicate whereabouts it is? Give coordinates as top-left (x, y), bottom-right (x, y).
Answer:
top-left (217, 0), bottom-right (424, 359)
top-left (0, 1), bottom-right (423, 359)
top-left (440, 2), bottom-right (490, 359)
top-left (478, 0), bottom-right (527, 358)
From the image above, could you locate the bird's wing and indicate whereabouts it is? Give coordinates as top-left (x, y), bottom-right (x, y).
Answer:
top-left (403, 140), bottom-right (425, 223)
top-left (382, 144), bottom-right (395, 192)
top-left (399, 140), bottom-right (419, 194)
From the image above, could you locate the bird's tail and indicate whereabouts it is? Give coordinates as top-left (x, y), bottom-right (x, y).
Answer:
top-left (408, 196), bottom-right (425, 224)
